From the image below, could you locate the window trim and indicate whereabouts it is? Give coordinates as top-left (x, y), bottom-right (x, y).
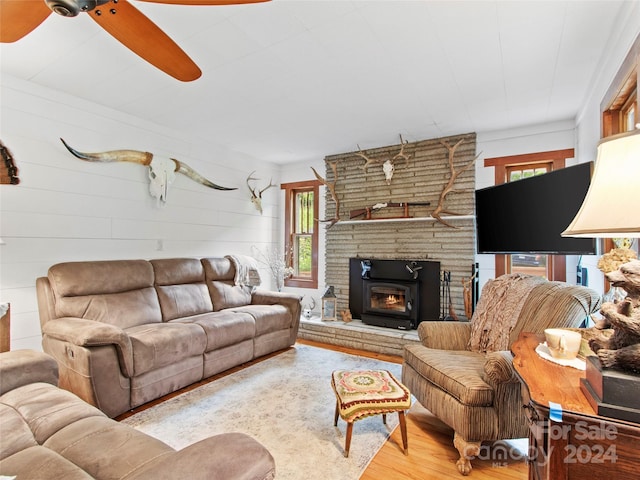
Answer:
top-left (281, 179), bottom-right (320, 289)
top-left (599, 33), bottom-right (639, 290)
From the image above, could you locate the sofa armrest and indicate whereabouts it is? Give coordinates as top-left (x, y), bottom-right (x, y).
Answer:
top-left (128, 433), bottom-right (275, 480)
top-left (252, 290), bottom-right (302, 320)
top-left (417, 321), bottom-right (472, 350)
top-left (0, 349), bottom-right (58, 395)
top-left (43, 318), bottom-right (134, 378)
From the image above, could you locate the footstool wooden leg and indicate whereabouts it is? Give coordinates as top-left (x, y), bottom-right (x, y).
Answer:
top-left (334, 401), bottom-right (340, 427)
top-left (382, 413), bottom-right (387, 425)
top-left (344, 422), bottom-right (353, 458)
top-left (399, 411), bottom-right (408, 455)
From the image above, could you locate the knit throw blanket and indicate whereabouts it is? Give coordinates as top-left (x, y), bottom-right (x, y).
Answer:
top-left (225, 254), bottom-right (262, 288)
top-left (468, 273), bottom-right (546, 353)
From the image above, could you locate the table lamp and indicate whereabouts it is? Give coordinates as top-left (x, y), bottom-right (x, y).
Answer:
top-left (562, 128), bottom-right (640, 238)
top-left (562, 127), bottom-right (640, 423)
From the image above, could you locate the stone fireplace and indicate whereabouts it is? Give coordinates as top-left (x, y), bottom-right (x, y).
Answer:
top-left (322, 133), bottom-right (477, 323)
top-left (349, 258), bottom-right (440, 330)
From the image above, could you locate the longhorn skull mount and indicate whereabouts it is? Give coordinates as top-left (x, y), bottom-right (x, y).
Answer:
top-left (60, 138), bottom-right (236, 206)
top-left (356, 134), bottom-right (411, 185)
top-left (246, 171), bottom-right (277, 214)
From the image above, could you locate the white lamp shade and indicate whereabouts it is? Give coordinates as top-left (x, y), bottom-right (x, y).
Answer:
top-left (562, 129), bottom-right (640, 238)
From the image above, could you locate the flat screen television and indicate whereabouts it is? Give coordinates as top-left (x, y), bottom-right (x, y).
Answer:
top-left (475, 161), bottom-right (597, 255)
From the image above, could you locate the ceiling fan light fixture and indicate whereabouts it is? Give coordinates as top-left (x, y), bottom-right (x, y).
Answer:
top-left (45, 0), bottom-right (109, 17)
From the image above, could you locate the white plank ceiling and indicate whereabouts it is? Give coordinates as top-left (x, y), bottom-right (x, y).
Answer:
top-left (0, 0), bottom-right (631, 163)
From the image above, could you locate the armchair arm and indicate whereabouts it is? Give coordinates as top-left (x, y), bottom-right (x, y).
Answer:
top-left (42, 318), bottom-right (134, 377)
top-left (483, 351), bottom-right (520, 386)
top-left (0, 349), bottom-right (58, 395)
top-left (417, 321), bottom-right (472, 350)
top-left (128, 433), bottom-right (275, 480)
top-left (483, 350), bottom-right (530, 439)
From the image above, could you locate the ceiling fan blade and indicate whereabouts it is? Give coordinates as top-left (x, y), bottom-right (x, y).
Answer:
top-left (88, 0), bottom-right (201, 81)
top-left (136, 0), bottom-right (270, 4)
top-left (0, 0), bottom-right (52, 43)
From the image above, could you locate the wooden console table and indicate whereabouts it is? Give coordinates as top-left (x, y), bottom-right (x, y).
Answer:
top-left (512, 332), bottom-right (640, 480)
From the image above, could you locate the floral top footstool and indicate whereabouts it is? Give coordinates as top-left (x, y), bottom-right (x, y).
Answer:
top-left (331, 369), bottom-right (412, 457)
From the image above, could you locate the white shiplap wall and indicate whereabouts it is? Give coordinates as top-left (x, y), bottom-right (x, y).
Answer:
top-left (0, 75), bottom-right (281, 351)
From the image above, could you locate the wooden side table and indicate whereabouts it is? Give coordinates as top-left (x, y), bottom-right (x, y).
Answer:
top-left (512, 332), bottom-right (640, 480)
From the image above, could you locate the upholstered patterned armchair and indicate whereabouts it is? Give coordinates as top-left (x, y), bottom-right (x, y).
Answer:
top-left (402, 274), bottom-right (601, 475)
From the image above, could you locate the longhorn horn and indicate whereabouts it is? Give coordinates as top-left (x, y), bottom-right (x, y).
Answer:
top-left (60, 138), bottom-right (152, 165)
top-left (173, 159), bottom-right (236, 191)
top-left (61, 138), bottom-right (236, 191)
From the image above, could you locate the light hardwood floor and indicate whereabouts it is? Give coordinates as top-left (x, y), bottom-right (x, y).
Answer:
top-left (297, 339), bottom-right (529, 480)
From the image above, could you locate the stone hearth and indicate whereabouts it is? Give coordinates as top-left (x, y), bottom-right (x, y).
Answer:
top-left (297, 315), bottom-right (420, 357)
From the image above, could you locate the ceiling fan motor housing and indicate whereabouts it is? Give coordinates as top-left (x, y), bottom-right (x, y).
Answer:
top-left (45, 0), bottom-right (110, 17)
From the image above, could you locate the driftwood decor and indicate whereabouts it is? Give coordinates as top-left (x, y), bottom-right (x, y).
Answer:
top-left (432, 136), bottom-right (481, 228)
top-left (1, 141), bottom-right (20, 185)
top-left (246, 171), bottom-right (277, 214)
top-left (311, 160), bottom-right (340, 228)
top-left (355, 134), bottom-right (411, 185)
top-left (589, 259), bottom-right (640, 372)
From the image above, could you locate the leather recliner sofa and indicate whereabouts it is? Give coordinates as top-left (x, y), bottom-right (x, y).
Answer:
top-left (0, 349), bottom-right (276, 479)
top-left (36, 257), bottom-right (301, 418)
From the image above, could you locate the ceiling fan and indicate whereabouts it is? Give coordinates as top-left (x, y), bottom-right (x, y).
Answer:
top-left (0, 0), bottom-right (269, 81)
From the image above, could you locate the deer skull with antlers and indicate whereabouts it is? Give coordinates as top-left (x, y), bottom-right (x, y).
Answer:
top-left (246, 171), bottom-right (277, 214)
top-left (356, 134), bottom-right (411, 185)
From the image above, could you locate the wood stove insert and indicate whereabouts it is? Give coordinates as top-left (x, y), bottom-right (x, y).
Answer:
top-left (349, 258), bottom-right (440, 330)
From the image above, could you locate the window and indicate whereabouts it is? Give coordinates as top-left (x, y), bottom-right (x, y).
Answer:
top-left (621, 89), bottom-right (636, 132)
top-left (506, 162), bottom-right (552, 278)
top-left (484, 149), bottom-right (575, 281)
top-left (282, 180), bottom-right (320, 289)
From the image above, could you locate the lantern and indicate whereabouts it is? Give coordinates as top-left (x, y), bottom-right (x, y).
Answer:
top-left (321, 286), bottom-right (337, 321)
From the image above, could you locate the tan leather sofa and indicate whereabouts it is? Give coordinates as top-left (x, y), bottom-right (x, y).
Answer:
top-left (402, 273), bottom-right (602, 475)
top-left (36, 257), bottom-right (301, 418)
top-left (0, 349), bottom-right (276, 480)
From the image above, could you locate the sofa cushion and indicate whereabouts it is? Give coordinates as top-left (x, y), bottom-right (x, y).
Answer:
top-left (156, 283), bottom-right (214, 320)
top-left (230, 304), bottom-right (291, 336)
top-left (209, 281), bottom-right (252, 311)
top-left (48, 259), bottom-right (162, 329)
top-left (151, 258), bottom-right (214, 321)
top-left (0, 445), bottom-right (94, 479)
top-left (48, 260), bottom-right (154, 297)
top-left (45, 416), bottom-right (174, 479)
top-left (201, 257), bottom-right (236, 281)
top-left (173, 311), bottom-right (256, 351)
top-left (0, 383), bottom-right (105, 445)
top-left (126, 323), bottom-right (207, 375)
top-left (403, 345), bottom-right (494, 406)
top-left (0, 403), bottom-right (38, 461)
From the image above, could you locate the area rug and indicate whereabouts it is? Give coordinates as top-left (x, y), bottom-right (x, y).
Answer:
top-left (121, 344), bottom-right (406, 480)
